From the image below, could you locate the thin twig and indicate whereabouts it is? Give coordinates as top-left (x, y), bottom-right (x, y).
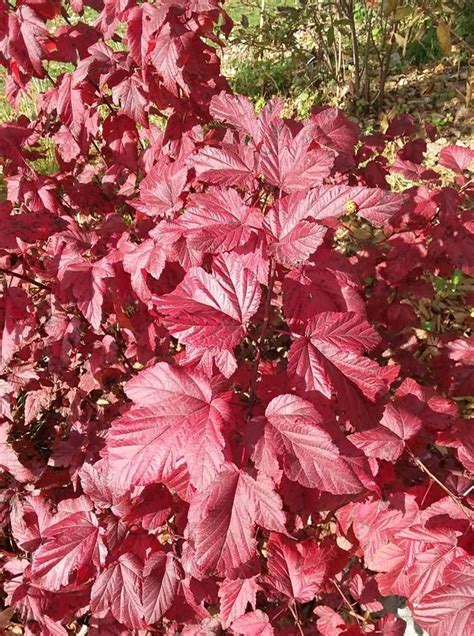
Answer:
top-left (0, 268), bottom-right (50, 291)
top-left (408, 450), bottom-right (473, 519)
top-left (418, 1), bottom-right (474, 55)
top-left (288, 601), bottom-right (305, 636)
top-left (246, 258), bottom-right (275, 420)
top-left (331, 578), bottom-right (366, 625)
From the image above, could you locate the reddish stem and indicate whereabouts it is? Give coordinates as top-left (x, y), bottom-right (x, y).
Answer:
top-left (246, 258), bottom-right (275, 420)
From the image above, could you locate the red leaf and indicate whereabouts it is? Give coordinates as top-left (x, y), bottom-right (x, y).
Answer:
top-left (90, 553), bottom-right (143, 628)
top-left (105, 362), bottom-right (232, 491)
top-left (308, 184), bottom-right (409, 226)
top-left (194, 144), bottom-right (256, 188)
top-left (218, 576), bottom-right (258, 628)
top-left (180, 188), bottom-right (263, 254)
top-left (1, 287), bottom-right (33, 371)
top-left (112, 75), bottom-right (149, 127)
top-left (121, 237), bottom-right (166, 305)
top-left (187, 463), bottom-right (286, 578)
top-left (311, 107), bottom-right (359, 153)
top-left (288, 311), bottom-right (395, 401)
top-left (0, 424), bottom-right (35, 483)
top-left (265, 533), bottom-right (326, 602)
top-left (142, 552), bottom-right (181, 624)
top-left (260, 120), bottom-right (334, 192)
top-left (263, 193), bottom-right (327, 267)
top-left (127, 4), bottom-right (166, 66)
top-left (412, 555), bottom-right (474, 636)
top-left (258, 394), bottom-right (367, 493)
top-left (58, 255), bottom-right (113, 331)
top-left (9, 7), bottom-right (48, 76)
top-left (155, 253), bottom-right (261, 366)
top-left (283, 260), bottom-right (364, 329)
top-left (133, 158), bottom-right (188, 218)
top-left (31, 511), bottom-right (104, 591)
top-left (210, 92), bottom-right (260, 142)
top-left (150, 22), bottom-right (190, 92)
top-left (350, 403), bottom-right (422, 461)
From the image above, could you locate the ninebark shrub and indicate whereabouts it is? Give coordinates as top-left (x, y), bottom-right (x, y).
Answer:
top-left (0, 2), bottom-right (473, 634)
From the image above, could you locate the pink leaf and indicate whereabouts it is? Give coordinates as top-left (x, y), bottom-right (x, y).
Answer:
top-left (31, 511), bottom-right (104, 591)
top-left (142, 552), bottom-right (181, 624)
top-left (194, 144), bottom-right (256, 188)
top-left (231, 610), bottom-right (274, 636)
top-left (90, 553), bottom-right (143, 628)
top-left (122, 237), bottom-right (166, 305)
top-left (133, 158), bottom-right (187, 218)
top-left (260, 120), bottom-right (334, 192)
top-left (218, 576), bottom-right (258, 628)
top-left (412, 555), bottom-right (474, 636)
top-left (210, 92), bottom-right (260, 142)
top-left (439, 145), bottom-right (474, 174)
top-left (265, 533), bottom-right (326, 602)
top-left (308, 184), bottom-right (409, 226)
top-left (446, 337), bottom-right (474, 364)
top-left (313, 606), bottom-right (346, 636)
top-left (155, 252), bottom-right (261, 359)
top-left (10, 494), bottom-right (52, 551)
